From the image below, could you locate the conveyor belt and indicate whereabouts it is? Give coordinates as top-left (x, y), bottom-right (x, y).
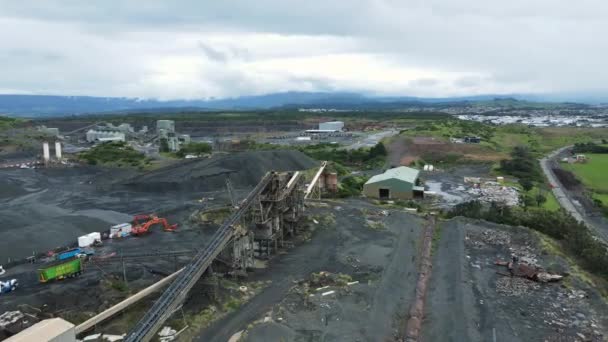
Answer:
top-left (125, 172), bottom-right (273, 341)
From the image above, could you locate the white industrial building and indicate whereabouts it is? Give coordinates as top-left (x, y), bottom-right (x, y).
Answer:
top-left (86, 129), bottom-right (126, 143)
top-left (319, 121), bottom-right (344, 132)
top-left (157, 120), bottom-right (175, 133)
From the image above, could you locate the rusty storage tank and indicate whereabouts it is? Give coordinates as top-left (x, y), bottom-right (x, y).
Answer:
top-left (325, 172), bottom-right (338, 192)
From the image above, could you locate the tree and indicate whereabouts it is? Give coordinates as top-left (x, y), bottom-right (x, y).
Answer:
top-left (369, 142), bottom-right (387, 158)
top-left (535, 194), bottom-right (547, 206)
top-left (519, 178), bottom-right (534, 192)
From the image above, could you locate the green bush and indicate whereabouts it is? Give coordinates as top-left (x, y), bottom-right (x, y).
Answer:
top-left (79, 141), bottom-right (147, 167)
top-left (176, 142), bottom-right (212, 157)
top-left (298, 142), bottom-right (387, 170)
top-left (337, 175), bottom-right (369, 198)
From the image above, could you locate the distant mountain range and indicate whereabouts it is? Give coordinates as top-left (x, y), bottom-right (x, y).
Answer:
top-left (0, 92), bottom-right (596, 118)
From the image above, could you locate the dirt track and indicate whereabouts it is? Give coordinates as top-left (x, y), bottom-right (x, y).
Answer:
top-left (198, 201), bottom-right (424, 342)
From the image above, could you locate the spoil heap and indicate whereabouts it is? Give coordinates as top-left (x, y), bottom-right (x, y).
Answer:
top-left (125, 150), bottom-right (318, 192)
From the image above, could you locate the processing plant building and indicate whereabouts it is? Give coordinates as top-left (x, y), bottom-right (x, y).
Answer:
top-left (363, 166), bottom-right (423, 200)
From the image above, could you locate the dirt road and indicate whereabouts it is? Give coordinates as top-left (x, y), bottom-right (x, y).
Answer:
top-left (197, 201), bottom-right (424, 342)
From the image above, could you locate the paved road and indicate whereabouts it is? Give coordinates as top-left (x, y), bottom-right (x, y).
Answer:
top-left (540, 146), bottom-right (608, 242)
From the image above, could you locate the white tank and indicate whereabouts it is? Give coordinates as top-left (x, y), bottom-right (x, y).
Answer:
top-left (42, 142), bottom-right (50, 162)
top-left (55, 141), bottom-right (62, 159)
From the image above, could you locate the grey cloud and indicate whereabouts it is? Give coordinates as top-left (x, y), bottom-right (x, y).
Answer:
top-left (1, 1), bottom-right (608, 98)
top-left (409, 78), bottom-right (440, 88)
top-left (198, 42), bottom-right (228, 62)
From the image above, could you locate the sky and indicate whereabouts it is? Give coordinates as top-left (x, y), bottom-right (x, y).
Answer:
top-left (1, 1), bottom-right (607, 100)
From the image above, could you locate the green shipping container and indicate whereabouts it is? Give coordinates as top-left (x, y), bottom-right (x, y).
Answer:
top-left (38, 258), bottom-right (83, 283)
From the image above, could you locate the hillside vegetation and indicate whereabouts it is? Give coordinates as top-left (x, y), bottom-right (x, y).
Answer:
top-left (0, 116), bottom-right (23, 130)
top-left (79, 141), bottom-right (150, 168)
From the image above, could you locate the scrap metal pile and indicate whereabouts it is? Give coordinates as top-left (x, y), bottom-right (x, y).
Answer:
top-left (495, 258), bottom-right (563, 283)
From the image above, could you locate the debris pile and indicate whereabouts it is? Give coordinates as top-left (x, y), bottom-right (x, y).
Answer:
top-left (468, 182), bottom-right (519, 206)
top-left (0, 311), bottom-right (37, 337)
top-left (158, 326), bottom-right (178, 342)
top-left (495, 276), bottom-right (540, 296)
top-left (495, 259), bottom-right (563, 283)
top-left (363, 209), bottom-right (389, 230)
top-left (542, 289), bottom-right (604, 340)
top-left (466, 229), bottom-right (510, 248)
top-left (309, 271), bottom-right (353, 287)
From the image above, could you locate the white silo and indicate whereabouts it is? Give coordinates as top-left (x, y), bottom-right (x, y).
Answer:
top-left (42, 142), bottom-right (50, 162)
top-left (55, 141), bottom-right (62, 159)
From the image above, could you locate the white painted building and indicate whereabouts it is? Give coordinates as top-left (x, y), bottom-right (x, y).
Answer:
top-left (319, 121), bottom-right (344, 132)
top-left (86, 129), bottom-right (126, 142)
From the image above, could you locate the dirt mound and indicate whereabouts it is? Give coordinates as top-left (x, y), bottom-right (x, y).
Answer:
top-left (124, 150), bottom-right (318, 192)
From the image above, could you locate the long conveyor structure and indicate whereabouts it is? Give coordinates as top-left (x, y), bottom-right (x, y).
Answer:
top-left (125, 172), bottom-right (274, 342)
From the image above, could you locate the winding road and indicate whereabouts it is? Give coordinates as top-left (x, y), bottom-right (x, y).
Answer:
top-left (540, 146), bottom-right (608, 243)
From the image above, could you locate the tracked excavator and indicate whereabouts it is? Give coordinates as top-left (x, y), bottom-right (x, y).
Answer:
top-left (131, 214), bottom-right (177, 236)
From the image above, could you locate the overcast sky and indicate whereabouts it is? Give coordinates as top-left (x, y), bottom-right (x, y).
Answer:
top-left (1, 1), bottom-right (607, 100)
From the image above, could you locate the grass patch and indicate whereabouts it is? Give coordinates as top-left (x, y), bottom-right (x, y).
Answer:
top-left (400, 119), bottom-right (608, 161)
top-left (563, 154), bottom-right (608, 193)
top-left (541, 190), bottom-right (560, 211)
top-left (431, 222), bottom-right (442, 255)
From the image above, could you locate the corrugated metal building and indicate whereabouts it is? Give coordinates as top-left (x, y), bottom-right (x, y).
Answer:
top-left (363, 166), bottom-right (423, 200)
top-left (318, 121), bottom-right (344, 132)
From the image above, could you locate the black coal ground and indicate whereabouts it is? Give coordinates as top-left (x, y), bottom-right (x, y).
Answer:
top-left (198, 201), bottom-right (425, 342)
top-left (0, 150), bottom-right (317, 325)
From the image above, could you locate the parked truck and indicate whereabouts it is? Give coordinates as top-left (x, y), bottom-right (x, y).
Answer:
top-left (0, 279), bottom-right (18, 294)
top-left (56, 248), bottom-right (81, 261)
top-left (38, 258), bottom-right (83, 283)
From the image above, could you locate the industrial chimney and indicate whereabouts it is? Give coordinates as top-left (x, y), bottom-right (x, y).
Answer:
top-left (42, 142), bottom-right (50, 163)
top-left (55, 141), bottom-right (62, 160)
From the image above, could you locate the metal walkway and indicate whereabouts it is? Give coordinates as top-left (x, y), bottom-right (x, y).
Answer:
top-left (125, 172), bottom-right (273, 342)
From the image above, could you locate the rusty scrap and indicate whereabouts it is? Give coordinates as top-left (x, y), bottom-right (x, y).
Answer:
top-left (404, 215), bottom-right (436, 342)
top-left (495, 260), bottom-right (563, 283)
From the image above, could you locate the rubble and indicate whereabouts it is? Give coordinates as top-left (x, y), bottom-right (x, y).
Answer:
top-left (467, 182), bottom-right (519, 206)
top-left (496, 277), bottom-right (541, 296)
top-left (466, 229), bottom-right (511, 247)
top-left (158, 326), bottom-right (178, 342)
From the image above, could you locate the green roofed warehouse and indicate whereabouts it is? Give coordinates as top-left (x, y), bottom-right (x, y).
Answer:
top-left (363, 166), bottom-right (423, 200)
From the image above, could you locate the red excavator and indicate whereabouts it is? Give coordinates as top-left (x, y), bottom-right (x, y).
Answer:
top-left (131, 214), bottom-right (178, 236)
